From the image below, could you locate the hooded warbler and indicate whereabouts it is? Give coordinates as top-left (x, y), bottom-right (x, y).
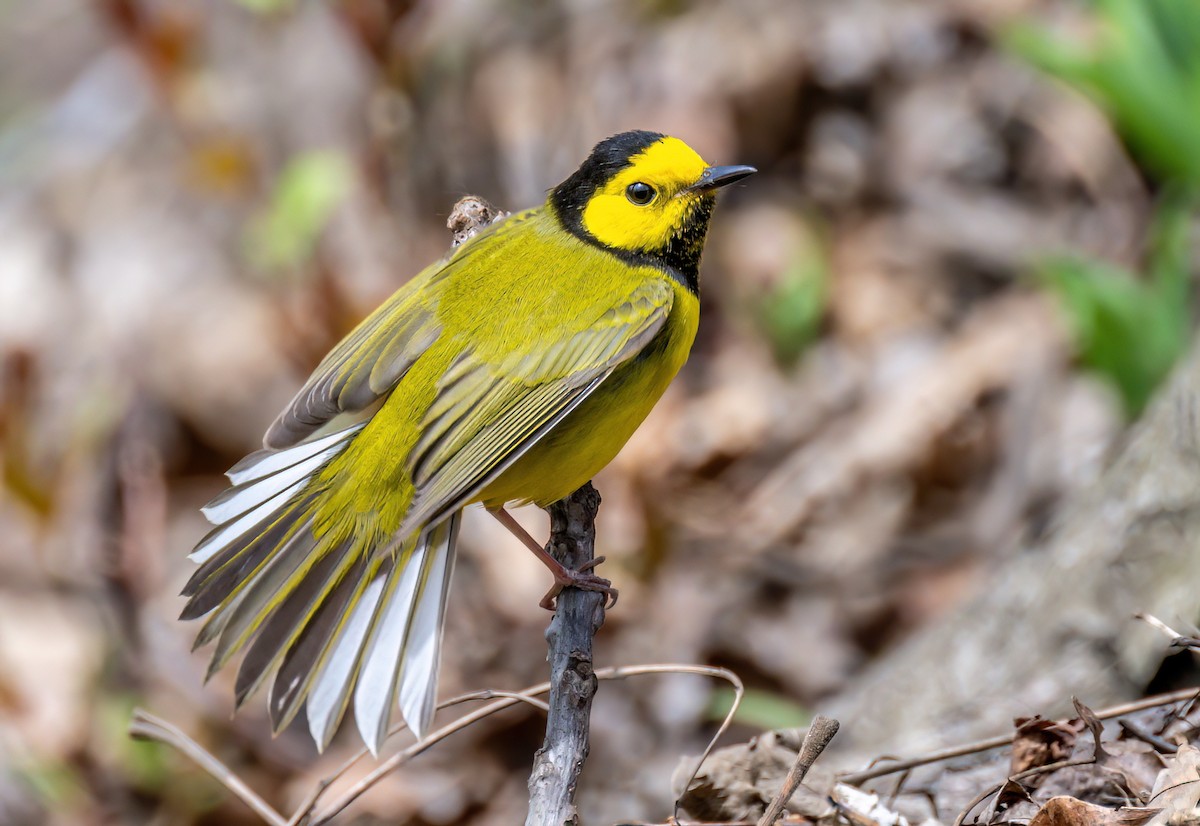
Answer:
top-left (182, 130), bottom-right (755, 753)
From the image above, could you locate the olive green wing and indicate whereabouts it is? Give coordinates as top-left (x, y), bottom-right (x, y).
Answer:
top-left (263, 282), bottom-right (442, 449)
top-left (261, 212), bottom-right (542, 449)
top-left (399, 278), bottom-right (674, 533)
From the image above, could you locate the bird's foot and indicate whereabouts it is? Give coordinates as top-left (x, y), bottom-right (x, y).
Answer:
top-left (539, 556), bottom-right (619, 611)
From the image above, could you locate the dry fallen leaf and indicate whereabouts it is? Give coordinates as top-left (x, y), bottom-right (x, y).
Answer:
top-left (1038, 738), bottom-right (1165, 807)
top-left (1028, 796), bottom-right (1160, 826)
top-left (1013, 716), bottom-right (1083, 774)
top-left (1148, 743), bottom-right (1200, 826)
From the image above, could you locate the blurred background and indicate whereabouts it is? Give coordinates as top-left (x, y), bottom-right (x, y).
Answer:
top-left (2, 0), bottom-right (1199, 823)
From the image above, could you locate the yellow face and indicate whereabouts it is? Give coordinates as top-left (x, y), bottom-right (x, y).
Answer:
top-left (580, 137), bottom-right (711, 252)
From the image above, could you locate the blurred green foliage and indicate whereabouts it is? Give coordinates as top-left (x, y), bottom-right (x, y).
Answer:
top-left (17, 759), bottom-right (86, 814)
top-left (248, 150), bottom-right (353, 273)
top-left (756, 243), bottom-right (828, 369)
top-left (1009, 0), bottom-right (1198, 418)
top-left (1008, 0), bottom-right (1200, 186)
top-left (1035, 200), bottom-right (1192, 417)
top-left (708, 687), bottom-right (810, 731)
top-left (98, 696), bottom-right (171, 793)
top-left (230, 0), bottom-right (297, 15)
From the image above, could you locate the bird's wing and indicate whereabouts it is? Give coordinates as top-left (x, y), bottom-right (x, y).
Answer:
top-left (261, 212), bottom-right (543, 449)
top-left (399, 277), bottom-right (675, 532)
top-left (263, 282), bottom-right (443, 449)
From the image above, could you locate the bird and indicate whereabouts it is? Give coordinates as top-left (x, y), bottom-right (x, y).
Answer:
top-left (180, 130), bottom-right (755, 754)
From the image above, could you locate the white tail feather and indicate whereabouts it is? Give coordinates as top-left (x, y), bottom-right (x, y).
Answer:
top-left (227, 424), bottom-right (366, 485)
top-left (188, 421), bottom-right (461, 754)
top-left (296, 514), bottom-right (460, 755)
top-left (189, 481), bottom-right (307, 563)
top-left (203, 446), bottom-right (339, 524)
top-left (354, 541), bottom-right (427, 754)
top-left (307, 574), bottom-right (386, 750)
top-left (191, 426), bottom-right (362, 564)
top-left (397, 517), bottom-right (458, 738)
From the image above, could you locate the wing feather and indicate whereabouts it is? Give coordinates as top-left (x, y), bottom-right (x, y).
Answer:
top-left (400, 279), bottom-right (674, 533)
top-left (264, 293), bottom-right (441, 449)
top-left (261, 215), bottom-right (532, 450)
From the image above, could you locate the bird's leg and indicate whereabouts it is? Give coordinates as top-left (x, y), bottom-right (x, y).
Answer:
top-left (488, 506), bottom-right (618, 611)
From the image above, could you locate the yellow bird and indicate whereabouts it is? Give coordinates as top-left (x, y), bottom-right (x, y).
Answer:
top-left (181, 131), bottom-right (754, 753)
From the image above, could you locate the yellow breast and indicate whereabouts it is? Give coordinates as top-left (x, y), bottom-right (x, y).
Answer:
top-left (478, 278), bottom-right (699, 509)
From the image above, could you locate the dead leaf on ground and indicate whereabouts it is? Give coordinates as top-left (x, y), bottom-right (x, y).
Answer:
top-left (1038, 739), bottom-right (1164, 807)
top-left (1028, 796), bottom-right (1160, 826)
top-left (1148, 743), bottom-right (1200, 826)
top-left (1012, 716), bottom-right (1083, 774)
top-left (996, 776), bottom-right (1036, 811)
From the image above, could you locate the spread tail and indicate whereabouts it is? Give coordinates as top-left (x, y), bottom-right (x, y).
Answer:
top-left (180, 424), bottom-right (459, 754)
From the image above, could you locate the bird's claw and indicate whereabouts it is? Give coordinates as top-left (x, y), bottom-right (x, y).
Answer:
top-left (539, 557), bottom-right (618, 611)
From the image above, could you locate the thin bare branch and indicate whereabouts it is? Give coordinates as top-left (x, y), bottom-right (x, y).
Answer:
top-left (838, 686), bottom-right (1200, 786)
top-left (129, 709), bottom-right (287, 826)
top-left (1136, 613), bottom-right (1200, 652)
top-left (527, 483), bottom-right (606, 826)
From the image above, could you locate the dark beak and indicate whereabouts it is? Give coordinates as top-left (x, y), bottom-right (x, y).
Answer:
top-left (690, 164), bottom-right (757, 193)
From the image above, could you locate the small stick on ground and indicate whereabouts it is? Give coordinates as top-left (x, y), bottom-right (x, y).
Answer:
top-left (838, 685), bottom-right (1200, 786)
top-left (310, 663), bottom-right (739, 824)
top-left (1136, 613), bottom-right (1200, 653)
top-left (526, 483), bottom-right (607, 826)
top-left (756, 715), bottom-right (840, 826)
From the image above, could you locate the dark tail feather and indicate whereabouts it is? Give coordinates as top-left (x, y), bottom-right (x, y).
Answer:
top-left (182, 424), bottom-right (461, 753)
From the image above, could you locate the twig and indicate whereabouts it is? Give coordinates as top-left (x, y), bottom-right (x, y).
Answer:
top-left (447, 194), bottom-right (508, 247)
top-left (838, 685), bottom-right (1200, 785)
top-left (1119, 719), bottom-right (1178, 754)
top-left (526, 483), bottom-right (606, 826)
top-left (1136, 613), bottom-right (1200, 653)
top-left (756, 715), bottom-right (840, 826)
top-left (668, 664), bottom-right (746, 822)
top-left (456, 192), bottom-right (613, 823)
top-left (129, 709), bottom-right (288, 826)
top-left (310, 664), bottom-right (742, 824)
top-left (309, 690), bottom-right (554, 824)
top-left (452, 195), bottom-right (611, 823)
top-left (454, 190), bottom-right (611, 823)
top-left (618, 822), bottom-right (795, 826)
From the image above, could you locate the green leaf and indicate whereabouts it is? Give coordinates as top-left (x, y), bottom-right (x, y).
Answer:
top-left (97, 695), bottom-right (171, 792)
top-left (228, 0), bottom-right (296, 15)
top-left (1034, 198), bottom-right (1193, 418)
top-left (708, 687), bottom-right (810, 731)
top-left (756, 245), bottom-right (828, 368)
top-left (1005, 0), bottom-right (1200, 185)
top-left (248, 149), bottom-right (353, 274)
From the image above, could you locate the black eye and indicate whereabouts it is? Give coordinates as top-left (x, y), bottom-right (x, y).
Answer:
top-left (625, 182), bottom-right (656, 206)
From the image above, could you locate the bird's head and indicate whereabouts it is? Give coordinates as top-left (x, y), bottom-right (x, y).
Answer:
top-left (549, 131), bottom-right (755, 287)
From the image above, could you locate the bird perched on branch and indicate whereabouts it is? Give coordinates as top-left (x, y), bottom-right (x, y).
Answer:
top-left (181, 131), bottom-right (755, 753)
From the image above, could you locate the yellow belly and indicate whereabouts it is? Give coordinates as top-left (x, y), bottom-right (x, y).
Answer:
top-left (478, 281), bottom-right (698, 508)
